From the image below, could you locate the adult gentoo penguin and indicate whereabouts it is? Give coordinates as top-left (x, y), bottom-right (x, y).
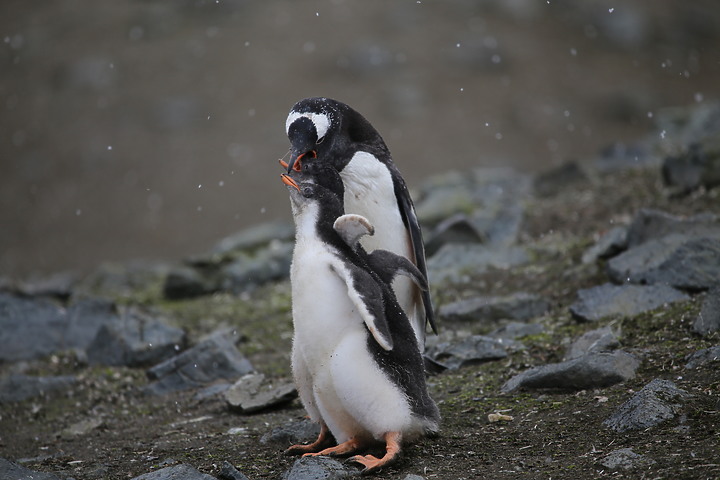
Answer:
top-left (281, 97), bottom-right (436, 347)
top-left (281, 160), bottom-right (439, 474)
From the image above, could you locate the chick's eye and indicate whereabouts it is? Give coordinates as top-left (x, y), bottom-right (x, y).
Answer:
top-left (302, 186), bottom-right (314, 197)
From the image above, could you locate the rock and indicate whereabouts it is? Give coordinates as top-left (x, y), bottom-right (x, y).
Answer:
top-left (0, 293), bottom-right (67, 362)
top-left (145, 334), bottom-right (253, 395)
top-left (261, 419), bottom-right (321, 446)
top-left (487, 321), bottom-right (545, 340)
top-left (607, 235), bottom-right (720, 290)
top-left (281, 455), bottom-right (358, 479)
top-left (401, 475), bottom-right (425, 480)
top-left (685, 345), bottom-right (720, 369)
top-left (662, 141), bottom-right (720, 194)
top-left (86, 310), bottom-right (186, 367)
top-left (569, 283), bottom-right (689, 322)
top-left (73, 260), bottom-right (171, 300)
top-left (692, 287), bottom-right (720, 335)
top-left (533, 161), bottom-right (588, 197)
top-left (217, 461), bottom-right (251, 480)
top-left (224, 373), bottom-right (297, 414)
top-left (427, 335), bottom-right (509, 369)
top-left (593, 142), bottom-right (661, 172)
top-left (211, 221), bottom-right (294, 254)
top-left (64, 297), bottom-right (120, 350)
top-left (0, 374), bottom-right (76, 403)
top-left (130, 463), bottom-right (216, 480)
top-left (581, 226), bottom-right (628, 264)
top-left (598, 448), bottom-right (656, 471)
top-left (427, 244), bottom-right (529, 285)
top-left (501, 351), bottom-right (639, 393)
top-left (564, 326), bottom-right (620, 361)
top-left (603, 379), bottom-right (692, 432)
top-left (624, 209), bottom-right (720, 249)
top-left (16, 271), bottom-right (78, 300)
top-left (220, 241), bottom-right (293, 294)
top-left (439, 293), bottom-right (549, 324)
top-left (0, 457), bottom-right (63, 480)
top-left (425, 214), bottom-right (486, 256)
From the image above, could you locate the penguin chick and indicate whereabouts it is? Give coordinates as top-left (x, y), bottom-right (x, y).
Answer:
top-left (282, 97), bottom-right (436, 349)
top-left (281, 172), bottom-right (439, 474)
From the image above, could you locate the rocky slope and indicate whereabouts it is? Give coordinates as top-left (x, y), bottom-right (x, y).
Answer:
top-left (1, 102), bottom-right (719, 479)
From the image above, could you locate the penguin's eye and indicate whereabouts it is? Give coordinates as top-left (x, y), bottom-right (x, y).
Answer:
top-left (301, 186), bottom-right (314, 197)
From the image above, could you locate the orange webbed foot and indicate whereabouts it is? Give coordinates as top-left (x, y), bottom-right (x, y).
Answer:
top-left (348, 431), bottom-right (402, 475)
top-left (285, 424), bottom-right (334, 456)
top-left (303, 437), bottom-right (365, 458)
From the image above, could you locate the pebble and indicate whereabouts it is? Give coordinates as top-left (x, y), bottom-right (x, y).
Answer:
top-left (217, 461), bottom-right (251, 480)
top-left (598, 447), bottom-right (656, 471)
top-left (692, 286), bottom-right (720, 335)
top-left (0, 457), bottom-right (62, 480)
top-left (427, 335), bottom-right (509, 369)
top-left (281, 455), bottom-right (358, 479)
top-left (224, 373), bottom-right (297, 414)
top-left (260, 419), bottom-right (321, 446)
top-left (569, 283), bottom-right (689, 322)
top-left (130, 463), bottom-right (216, 480)
top-left (564, 326), bottom-right (620, 361)
top-left (501, 351), bottom-right (639, 393)
top-left (685, 345), bottom-right (720, 369)
top-left (603, 379), bottom-right (692, 432)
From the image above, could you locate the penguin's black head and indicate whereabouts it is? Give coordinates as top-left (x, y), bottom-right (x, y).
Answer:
top-left (281, 172), bottom-right (343, 217)
top-left (283, 97), bottom-right (389, 174)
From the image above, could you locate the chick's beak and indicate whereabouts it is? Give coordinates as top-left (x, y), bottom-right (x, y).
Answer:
top-left (284, 149), bottom-right (317, 173)
top-left (281, 173), bottom-right (301, 191)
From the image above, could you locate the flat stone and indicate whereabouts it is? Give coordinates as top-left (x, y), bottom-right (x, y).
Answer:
top-left (603, 379), bottom-right (692, 432)
top-left (0, 293), bottom-right (67, 362)
top-left (692, 287), bottom-right (720, 335)
top-left (220, 241), bottom-right (293, 294)
top-left (145, 334), bottom-right (254, 395)
top-left (428, 244), bottom-right (529, 285)
top-left (224, 373), bottom-right (297, 414)
top-left (685, 345), bottom-right (720, 369)
top-left (0, 374), bottom-right (76, 403)
top-left (86, 310), bottom-right (186, 367)
top-left (662, 141), bottom-right (720, 193)
top-left (624, 209), bottom-right (720, 249)
top-left (60, 417), bottom-right (104, 438)
top-left (130, 463), bottom-right (216, 480)
top-left (427, 335), bottom-right (509, 369)
top-left (0, 457), bottom-right (62, 480)
top-left (564, 326), bottom-right (621, 361)
top-left (569, 283), bottom-right (689, 322)
top-left (64, 297), bottom-right (120, 350)
top-left (217, 461), bottom-right (251, 480)
top-left (281, 455), bottom-right (358, 480)
top-left (581, 226), bottom-right (628, 264)
top-left (598, 448), bottom-right (656, 471)
top-left (439, 293), bottom-right (549, 324)
top-left (261, 419), bottom-right (321, 446)
top-left (488, 321), bottom-right (545, 340)
top-left (501, 351), bottom-right (639, 393)
top-left (608, 236), bottom-right (720, 289)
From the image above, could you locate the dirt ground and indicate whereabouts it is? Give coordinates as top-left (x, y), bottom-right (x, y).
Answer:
top-left (1, 166), bottom-right (719, 479)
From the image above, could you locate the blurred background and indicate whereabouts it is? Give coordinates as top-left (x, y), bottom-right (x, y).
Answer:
top-left (2, 0), bottom-right (719, 278)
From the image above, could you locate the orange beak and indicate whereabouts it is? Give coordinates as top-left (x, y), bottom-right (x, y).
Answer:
top-left (281, 173), bottom-right (300, 191)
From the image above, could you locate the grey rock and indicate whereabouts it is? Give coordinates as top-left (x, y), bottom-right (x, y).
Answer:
top-left (145, 334), bottom-right (253, 395)
top-left (73, 260), bottom-right (171, 300)
top-left (427, 335), bottom-right (509, 369)
top-left (193, 382), bottom-right (232, 401)
top-left (581, 226), bottom-right (628, 264)
top-left (604, 379), bottom-right (692, 432)
top-left (220, 241), bottom-right (293, 293)
top-left (217, 461), bottom-right (251, 480)
top-left (599, 448), bottom-right (656, 471)
top-left (593, 143), bottom-right (661, 172)
top-left (0, 457), bottom-right (63, 480)
top-left (0, 374), bottom-right (76, 403)
top-left (16, 271), bottom-right (78, 300)
top-left (211, 221), bottom-right (294, 255)
top-left (488, 321), bottom-right (545, 340)
top-left (261, 419), bottom-right (321, 446)
top-left (569, 283), bottom-right (689, 322)
top-left (501, 351), bottom-right (639, 393)
top-left (692, 287), bottom-right (720, 335)
top-left (282, 455), bottom-right (358, 479)
top-left (624, 209), bottom-right (720, 249)
top-left (86, 311), bottom-right (186, 367)
top-left (0, 293), bottom-right (67, 362)
top-left (428, 244), bottom-right (529, 285)
top-left (425, 214), bottom-right (486, 256)
top-left (439, 293), bottom-right (549, 323)
top-left (64, 297), bottom-right (120, 350)
top-left (130, 463), bottom-right (215, 480)
top-left (401, 475), bottom-right (426, 480)
top-left (662, 141), bottom-right (720, 193)
top-left (655, 103), bottom-right (720, 151)
top-left (163, 266), bottom-right (218, 300)
top-left (225, 373), bottom-right (297, 414)
top-left (685, 345), bottom-right (720, 369)
top-left (564, 326), bottom-right (620, 361)
top-left (607, 235), bottom-right (720, 290)
top-left (60, 417), bottom-right (104, 438)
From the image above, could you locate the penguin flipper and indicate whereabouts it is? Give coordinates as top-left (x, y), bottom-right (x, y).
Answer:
top-left (393, 177), bottom-right (437, 334)
top-left (329, 260), bottom-right (393, 351)
top-left (333, 214), bottom-right (374, 248)
top-left (366, 249), bottom-right (428, 291)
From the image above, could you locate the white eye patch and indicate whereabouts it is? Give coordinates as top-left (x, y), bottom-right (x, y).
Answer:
top-left (286, 111), bottom-right (331, 141)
